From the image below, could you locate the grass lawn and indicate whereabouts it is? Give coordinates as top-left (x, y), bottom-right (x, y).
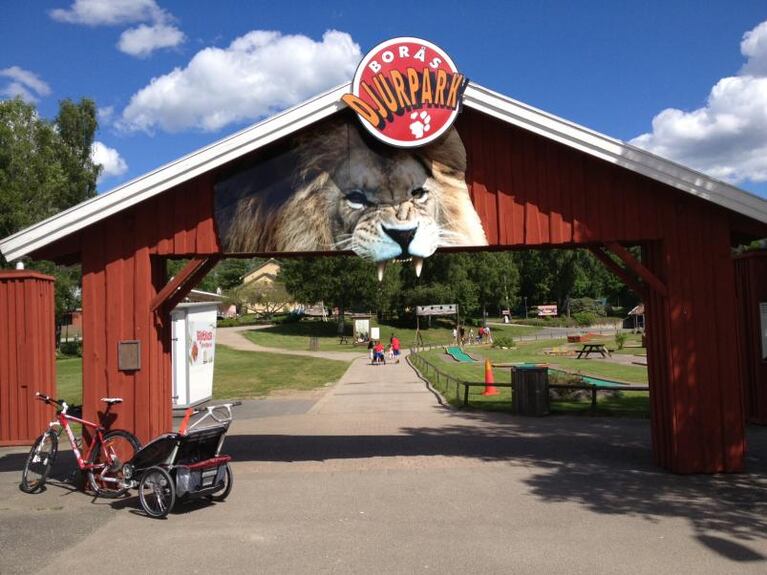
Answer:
top-left (55, 346), bottom-right (351, 404)
top-left (212, 345), bottom-right (350, 398)
top-left (56, 356), bottom-right (83, 406)
top-left (415, 336), bottom-right (650, 417)
top-left (242, 319), bottom-right (540, 352)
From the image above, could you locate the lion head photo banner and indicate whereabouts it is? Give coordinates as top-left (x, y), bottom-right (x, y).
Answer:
top-left (213, 115), bottom-right (487, 263)
top-left (213, 38), bottom-right (487, 270)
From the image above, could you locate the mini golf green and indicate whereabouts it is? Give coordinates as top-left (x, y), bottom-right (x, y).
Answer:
top-left (446, 347), bottom-right (477, 362)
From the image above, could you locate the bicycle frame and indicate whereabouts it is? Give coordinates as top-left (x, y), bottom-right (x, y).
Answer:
top-left (22, 392), bottom-right (141, 498)
top-left (49, 407), bottom-right (109, 472)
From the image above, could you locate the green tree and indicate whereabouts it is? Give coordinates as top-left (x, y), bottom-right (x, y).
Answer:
top-left (468, 252), bottom-right (519, 323)
top-left (55, 99), bottom-right (100, 208)
top-left (0, 97), bottom-right (101, 341)
top-left (215, 258), bottom-right (258, 290)
top-left (230, 279), bottom-right (290, 319)
top-left (516, 248), bottom-right (640, 316)
top-left (399, 253), bottom-right (478, 323)
top-left (280, 256), bottom-right (388, 332)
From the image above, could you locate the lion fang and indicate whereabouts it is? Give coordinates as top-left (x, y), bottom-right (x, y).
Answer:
top-left (377, 261), bottom-right (387, 282)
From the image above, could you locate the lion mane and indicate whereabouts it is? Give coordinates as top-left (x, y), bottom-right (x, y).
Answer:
top-left (218, 117), bottom-right (487, 260)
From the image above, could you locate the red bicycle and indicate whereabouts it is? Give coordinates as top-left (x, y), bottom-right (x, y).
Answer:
top-left (20, 392), bottom-right (141, 497)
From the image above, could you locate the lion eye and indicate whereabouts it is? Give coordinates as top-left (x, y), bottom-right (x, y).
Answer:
top-left (411, 187), bottom-right (429, 203)
top-left (345, 190), bottom-right (368, 210)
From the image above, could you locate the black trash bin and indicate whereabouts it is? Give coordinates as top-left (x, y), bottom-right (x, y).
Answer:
top-left (512, 366), bottom-right (549, 416)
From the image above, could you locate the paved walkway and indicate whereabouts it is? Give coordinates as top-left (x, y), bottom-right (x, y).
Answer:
top-left (1, 342), bottom-right (766, 574)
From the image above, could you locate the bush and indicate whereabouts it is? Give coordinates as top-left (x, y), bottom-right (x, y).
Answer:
top-left (548, 372), bottom-right (590, 401)
top-left (271, 313), bottom-right (302, 324)
top-left (59, 340), bottom-right (82, 357)
top-left (614, 331), bottom-right (628, 350)
top-left (568, 297), bottom-right (607, 317)
top-left (216, 314), bottom-right (277, 328)
top-left (492, 336), bottom-right (515, 348)
top-left (572, 312), bottom-right (597, 326)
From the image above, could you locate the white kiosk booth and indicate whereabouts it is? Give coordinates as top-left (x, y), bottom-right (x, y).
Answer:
top-left (171, 302), bottom-right (218, 408)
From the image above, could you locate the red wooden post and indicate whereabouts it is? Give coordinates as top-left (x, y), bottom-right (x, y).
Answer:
top-left (81, 220), bottom-right (172, 444)
top-left (734, 251), bottom-right (767, 424)
top-left (644, 228), bottom-right (745, 473)
top-left (0, 271), bottom-right (56, 446)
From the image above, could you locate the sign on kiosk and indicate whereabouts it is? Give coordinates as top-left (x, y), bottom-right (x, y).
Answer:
top-left (171, 302), bottom-right (218, 408)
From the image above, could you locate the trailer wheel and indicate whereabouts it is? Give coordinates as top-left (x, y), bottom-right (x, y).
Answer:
top-left (210, 463), bottom-right (233, 502)
top-left (138, 466), bottom-right (175, 518)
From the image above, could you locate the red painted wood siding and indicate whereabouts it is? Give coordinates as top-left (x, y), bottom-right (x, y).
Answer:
top-left (43, 108), bottom-right (767, 471)
top-left (457, 110), bottom-right (750, 472)
top-left (456, 110), bottom-right (672, 247)
top-left (81, 220), bottom-right (173, 443)
top-left (735, 251), bottom-right (767, 424)
top-left (0, 272), bottom-right (56, 446)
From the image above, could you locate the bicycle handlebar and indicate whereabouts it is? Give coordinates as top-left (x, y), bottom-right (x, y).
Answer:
top-left (35, 391), bottom-right (71, 414)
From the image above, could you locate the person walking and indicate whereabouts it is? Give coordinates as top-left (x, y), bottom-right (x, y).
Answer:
top-left (391, 334), bottom-right (401, 363)
top-left (373, 340), bottom-right (385, 364)
top-left (368, 339), bottom-right (375, 363)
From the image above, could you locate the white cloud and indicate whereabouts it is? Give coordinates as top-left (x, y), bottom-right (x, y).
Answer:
top-left (0, 67), bottom-right (51, 102)
top-left (50, 0), bottom-right (166, 26)
top-left (741, 20), bottom-right (767, 76)
top-left (51, 0), bottom-right (182, 58)
top-left (119, 30), bottom-right (361, 133)
top-left (1, 83), bottom-right (37, 102)
top-left (91, 141), bottom-right (128, 181)
top-left (97, 105), bottom-right (114, 124)
top-left (118, 23), bottom-right (185, 57)
top-left (631, 19), bottom-right (767, 185)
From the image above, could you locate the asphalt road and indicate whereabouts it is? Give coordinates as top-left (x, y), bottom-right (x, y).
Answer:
top-left (1, 351), bottom-right (765, 574)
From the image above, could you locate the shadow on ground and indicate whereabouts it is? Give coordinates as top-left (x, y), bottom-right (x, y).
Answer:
top-left (219, 412), bottom-right (767, 549)
top-left (2, 412), bottom-right (765, 559)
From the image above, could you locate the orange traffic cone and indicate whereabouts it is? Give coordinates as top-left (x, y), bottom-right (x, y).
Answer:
top-left (482, 359), bottom-right (499, 396)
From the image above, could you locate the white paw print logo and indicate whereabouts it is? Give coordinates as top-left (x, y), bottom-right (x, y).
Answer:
top-left (409, 111), bottom-right (431, 139)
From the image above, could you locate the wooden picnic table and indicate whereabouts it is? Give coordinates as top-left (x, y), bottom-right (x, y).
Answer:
top-left (576, 343), bottom-right (611, 359)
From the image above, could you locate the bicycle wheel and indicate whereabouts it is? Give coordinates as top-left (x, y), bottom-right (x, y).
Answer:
top-left (210, 463), bottom-right (233, 502)
top-left (86, 430), bottom-right (140, 498)
top-left (138, 466), bottom-right (175, 518)
top-left (20, 431), bottom-right (58, 493)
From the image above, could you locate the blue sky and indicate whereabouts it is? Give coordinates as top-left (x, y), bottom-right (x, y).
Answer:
top-left (2, 1), bottom-right (767, 198)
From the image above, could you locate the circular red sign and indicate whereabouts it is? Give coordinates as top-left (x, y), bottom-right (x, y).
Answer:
top-left (343, 37), bottom-right (467, 148)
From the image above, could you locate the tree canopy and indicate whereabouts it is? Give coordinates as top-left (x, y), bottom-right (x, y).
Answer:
top-left (0, 97), bottom-right (100, 338)
top-left (0, 97), bottom-right (100, 245)
top-left (274, 248), bottom-right (638, 325)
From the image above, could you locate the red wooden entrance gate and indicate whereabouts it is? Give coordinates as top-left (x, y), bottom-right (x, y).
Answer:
top-left (2, 86), bottom-right (765, 473)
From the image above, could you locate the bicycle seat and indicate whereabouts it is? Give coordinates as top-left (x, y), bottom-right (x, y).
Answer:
top-left (100, 397), bottom-right (123, 405)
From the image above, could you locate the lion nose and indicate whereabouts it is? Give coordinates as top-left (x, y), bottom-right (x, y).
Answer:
top-left (382, 226), bottom-right (417, 254)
